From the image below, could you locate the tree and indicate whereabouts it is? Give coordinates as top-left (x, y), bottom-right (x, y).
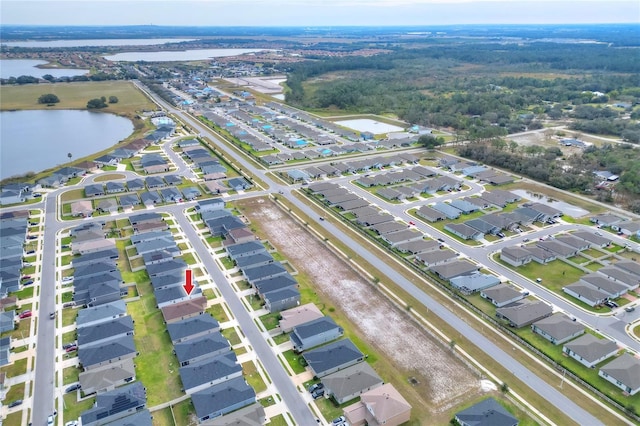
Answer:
top-left (38, 94), bottom-right (60, 104)
top-left (67, 153), bottom-right (72, 161)
top-left (86, 98), bottom-right (108, 109)
top-left (108, 96), bottom-right (119, 104)
top-left (418, 134), bottom-right (445, 149)
top-left (42, 74), bottom-right (55, 82)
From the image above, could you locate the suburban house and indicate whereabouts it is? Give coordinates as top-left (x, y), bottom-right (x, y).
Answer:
top-left (432, 202), bottom-right (462, 220)
top-left (496, 300), bottom-right (553, 328)
top-left (254, 274), bottom-right (298, 296)
top-left (80, 382), bottom-right (146, 426)
top-left (303, 339), bottom-right (365, 378)
top-left (79, 358), bottom-right (136, 395)
top-left (279, 303), bottom-right (324, 333)
top-left (445, 223), bottom-right (483, 240)
top-left (563, 334), bottom-right (618, 368)
top-left (191, 376), bottom-right (256, 423)
top-left (571, 231), bottom-right (611, 248)
top-left (395, 239), bottom-right (440, 255)
top-left (415, 205), bottom-right (446, 222)
top-left (77, 315), bottom-right (135, 348)
top-left (322, 362), bottom-right (384, 404)
top-left (481, 284), bottom-right (525, 308)
top-left (78, 335), bottom-right (137, 371)
top-left (179, 352), bottom-right (242, 394)
top-left (599, 267), bottom-right (640, 289)
top-left (263, 287), bottom-right (301, 313)
top-left (454, 397), bottom-right (518, 426)
top-left (343, 383), bottom-right (411, 426)
top-left (430, 260), bottom-right (479, 281)
top-left (580, 275), bottom-right (629, 298)
top-left (71, 200), bottom-right (93, 217)
top-left (598, 353), bottom-right (640, 396)
top-left (531, 313), bottom-right (585, 345)
top-left (160, 296), bottom-right (207, 324)
top-left (500, 246), bottom-right (532, 267)
top-left (203, 404), bottom-right (266, 426)
top-left (449, 273), bottom-right (500, 295)
top-left (563, 282), bottom-right (609, 307)
top-left (416, 249), bottom-right (457, 268)
top-left (85, 184), bottom-right (105, 197)
top-left (290, 316), bottom-right (344, 352)
top-left (243, 263), bottom-right (288, 284)
top-left (167, 314), bottom-right (220, 344)
top-left (174, 331), bottom-right (231, 367)
top-left (380, 229), bottom-right (423, 247)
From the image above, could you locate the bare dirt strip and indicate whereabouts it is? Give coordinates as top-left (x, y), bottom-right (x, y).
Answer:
top-left (237, 197), bottom-right (482, 415)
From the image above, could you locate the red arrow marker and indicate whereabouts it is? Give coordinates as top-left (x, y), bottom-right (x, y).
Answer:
top-left (183, 269), bottom-right (194, 296)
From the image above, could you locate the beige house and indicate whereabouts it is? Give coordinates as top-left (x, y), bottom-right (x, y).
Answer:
top-left (71, 200), bottom-right (93, 217)
top-left (278, 303), bottom-right (323, 333)
top-left (344, 383), bottom-right (411, 426)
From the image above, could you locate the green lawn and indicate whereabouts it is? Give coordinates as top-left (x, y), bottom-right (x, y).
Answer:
top-left (150, 407), bottom-right (175, 426)
top-left (5, 382), bottom-right (25, 402)
top-left (221, 328), bottom-right (241, 346)
top-left (281, 349), bottom-right (307, 374)
top-left (259, 312), bottom-right (280, 330)
top-left (585, 262), bottom-right (604, 272)
top-left (272, 333), bottom-right (290, 345)
top-left (206, 303), bottom-right (229, 323)
top-left (63, 366), bottom-right (81, 385)
top-left (0, 81), bottom-right (155, 114)
top-left (61, 308), bottom-right (78, 328)
top-left (3, 411), bottom-right (22, 426)
top-left (581, 248), bottom-right (604, 258)
top-left (220, 256), bottom-right (235, 270)
top-left (267, 414), bottom-right (288, 426)
top-left (242, 360), bottom-right (267, 393)
top-left (2, 316), bottom-right (31, 341)
top-left (502, 259), bottom-right (583, 291)
top-left (129, 291), bottom-right (183, 406)
top-left (63, 393), bottom-right (95, 424)
top-left (0, 358), bottom-right (28, 378)
top-left (203, 288), bottom-right (217, 300)
top-left (11, 286), bottom-right (34, 300)
top-left (245, 294), bottom-right (263, 311)
top-left (315, 395), bottom-right (356, 422)
top-left (172, 398), bottom-right (197, 426)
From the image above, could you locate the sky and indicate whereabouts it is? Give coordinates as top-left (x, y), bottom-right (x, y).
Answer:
top-left (1, 0), bottom-right (639, 26)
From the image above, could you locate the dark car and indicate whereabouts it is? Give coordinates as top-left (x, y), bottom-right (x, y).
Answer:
top-left (311, 389), bottom-right (325, 400)
top-left (8, 399), bottom-right (23, 408)
top-left (308, 383), bottom-right (324, 393)
top-left (63, 343), bottom-right (75, 350)
top-left (25, 250), bottom-right (35, 254)
top-left (33, 193), bottom-right (42, 198)
top-left (437, 238), bottom-right (445, 243)
top-left (65, 384), bottom-right (81, 393)
top-left (65, 345), bottom-right (78, 353)
top-left (22, 280), bottom-right (34, 286)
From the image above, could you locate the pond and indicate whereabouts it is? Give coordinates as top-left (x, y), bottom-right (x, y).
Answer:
top-left (103, 48), bottom-right (265, 62)
top-left (0, 109), bottom-right (133, 180)
top-left (0, 59), bottom-right (89, 79)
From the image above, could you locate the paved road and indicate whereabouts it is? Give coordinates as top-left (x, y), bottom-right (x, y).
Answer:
top-left (31, 192), bottom-right (59, 425)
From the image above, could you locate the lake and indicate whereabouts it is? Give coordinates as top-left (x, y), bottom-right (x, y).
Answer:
top-left (0, 59), bottom-right (89, 79)
top-left (103, 48), bottom-right (264, 62)
top-left (0, 110), bottom-right (133, 180)
top-left (2, 38), bottom-right (197, 48)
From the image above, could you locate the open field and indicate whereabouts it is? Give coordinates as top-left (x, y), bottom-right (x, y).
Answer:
top-left (0, 81), bottom-right (156, 114)
top-left (236, 197), bottom-right (482, 422)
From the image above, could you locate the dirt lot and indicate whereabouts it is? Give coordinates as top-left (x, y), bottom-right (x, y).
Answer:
top-left (237, 197), bottom-right (481, 418)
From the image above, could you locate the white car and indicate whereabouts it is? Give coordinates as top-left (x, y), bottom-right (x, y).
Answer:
top-left (47, 415), bottom-right (54, 426)
top-left (62, 277), bottom-right (74, 283)
top-left (65, 421), bottom-right (79, 426)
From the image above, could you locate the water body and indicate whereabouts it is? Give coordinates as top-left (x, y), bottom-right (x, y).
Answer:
top-left (0, 59), bottom-right (89, 79)
top-left (510, 189), bottom-right (590, 218)
top-left (0, 110), bottom-right (133, 179)
top-left (2, 38), bottom-right (197, 48)
top-left (104, 48), bottom-right (264, 62)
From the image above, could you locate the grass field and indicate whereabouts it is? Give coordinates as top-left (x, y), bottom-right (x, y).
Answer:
top-left (0, 81), bottom-right (155, 115)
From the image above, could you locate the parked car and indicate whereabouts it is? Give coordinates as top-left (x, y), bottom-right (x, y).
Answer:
top-left (50, 312), bottom-right (56, 320)
top-left (7, 399), bottom-right (23, 408)
top-left (63, 343), bottom-right (76, 350)
top-left (22, 280), bottom-right (34, 286)
top-left (63, 302), bottom-right (76, 308)
top-left (18, 310), bottom-right (32, 319)
top-left (65, 383), bottom-right (81, 393)
top-left (332, 416), bottom-right (346, 424)
top-left (65, 345), bottom-right (78, 353)
top-left (21, 275), bottom-right (31, 280)
top-left (311, 389), bottom-right (325, 399)
top-left (65, 421), bottom-right (79, 426)
top-left (308, 383), bottom-right (324, 393)
top-left (25, 250), bottom-right (35, 254)
top-left (47, 415), bottom-right (54, 426)
top-left (604, 300), bottom-right (619, 308)
top-left (62, 276), bottom-right (74, 283)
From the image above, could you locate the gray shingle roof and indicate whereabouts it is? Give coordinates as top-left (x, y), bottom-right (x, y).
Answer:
top-left (167, 315), bottom-right (219, 342)
top-left (532, 313), bottom-right (585, 341)
top-left (455, 397), bottom-right (518, 426)
top-left (77, 315), bottom-right (134, 347)
top-left (179, 352), bottom-right (241, 391)
top-left (563, 334), bottom-right (618, 364)
top-left (600, 353), bottom-right (640, 392)
top-left (174, 332), bottom-right (230, 365)
top-left (303, 339), bottom-right (364, 376)
top-left (78, 335), bottom-right (136, 368)
top-left (191, 376), bottom-right (255, 420)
